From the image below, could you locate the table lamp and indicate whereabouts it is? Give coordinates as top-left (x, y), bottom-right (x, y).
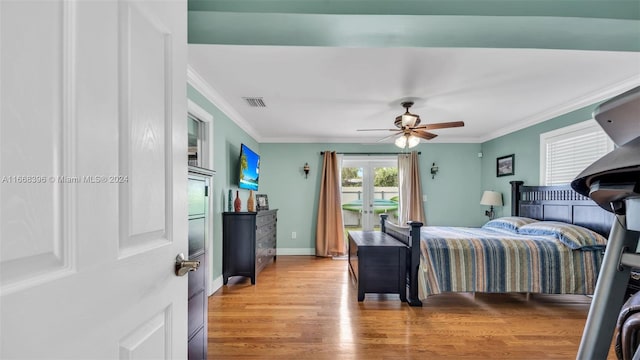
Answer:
top-left (480, 190), bottom-right (503, 220)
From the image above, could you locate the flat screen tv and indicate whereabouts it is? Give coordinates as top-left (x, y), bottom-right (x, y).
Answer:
top-left (238, 144), bottom-right (259, 191)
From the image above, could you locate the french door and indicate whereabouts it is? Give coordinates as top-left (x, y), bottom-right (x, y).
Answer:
top-left (341, 157), bottom-right (398, 231)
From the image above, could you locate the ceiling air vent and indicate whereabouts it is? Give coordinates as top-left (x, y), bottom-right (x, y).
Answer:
top-left (242, 97), bottom-right (267, 108)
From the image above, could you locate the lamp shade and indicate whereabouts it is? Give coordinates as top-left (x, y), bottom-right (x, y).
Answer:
top-left (480, 191), bottom-right (503, 206)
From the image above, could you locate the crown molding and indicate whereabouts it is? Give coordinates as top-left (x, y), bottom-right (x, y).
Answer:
top-left (188, 65), bottom-right (638, 145)
top-left (479, 76), bottom-right (640, 143)
top-left (259, 135), bottom-right (482, 144)
top-left (187, 65), bottom-right (262, 142)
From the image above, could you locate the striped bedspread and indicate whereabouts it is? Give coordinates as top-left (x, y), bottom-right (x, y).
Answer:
top-left (417, 227), bottom-right (604, 299)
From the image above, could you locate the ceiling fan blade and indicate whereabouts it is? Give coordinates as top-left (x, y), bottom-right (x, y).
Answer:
top-left (412, 130), bottom-right (438, 140)
top-left (357, 129), bottom-right (398, 132)
top-left (376, 131), bottom-right (403, 142)
top-left (414, 121), bottom-right (465, 130)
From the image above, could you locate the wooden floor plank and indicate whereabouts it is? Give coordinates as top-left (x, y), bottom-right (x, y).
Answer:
top-left (208, 256), bottom-right (615, 359)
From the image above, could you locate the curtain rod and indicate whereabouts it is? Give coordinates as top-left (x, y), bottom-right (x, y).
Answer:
top-left (319, 151), bottom-right (421, 155)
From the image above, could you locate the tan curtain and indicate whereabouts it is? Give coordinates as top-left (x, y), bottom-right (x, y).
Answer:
top-left (398, 151), bottom-right (426, 225)
top-left (315, 151), bottom-right (346, 257)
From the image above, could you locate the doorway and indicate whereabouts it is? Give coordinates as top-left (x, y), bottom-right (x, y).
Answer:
top-left (341, 157), bottom-right (399, 232)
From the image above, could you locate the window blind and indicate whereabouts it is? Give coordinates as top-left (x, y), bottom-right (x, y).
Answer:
top-left (541, 120), bottom-right (614, 186)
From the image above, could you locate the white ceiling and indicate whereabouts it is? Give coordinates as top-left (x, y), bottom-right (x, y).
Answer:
top-left (188, 45), bottom-right (640, 144)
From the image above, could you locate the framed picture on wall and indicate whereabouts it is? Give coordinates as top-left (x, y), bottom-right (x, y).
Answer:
top-left (497, 154), bottom-right (515, 177)
top-left (256, 194), bottom-right (269, 211)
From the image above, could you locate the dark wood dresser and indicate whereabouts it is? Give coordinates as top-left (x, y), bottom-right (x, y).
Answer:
top-left (348, 231), bottom-right (407, 302)
top-left (222, 209), bottom-right (277, 285)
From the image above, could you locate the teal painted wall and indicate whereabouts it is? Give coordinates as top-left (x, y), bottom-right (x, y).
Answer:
top-left (189, 81), bottom-right (604, 273)
top-left (188, 4), bottom-right (640, 51)
top-left (480, 104), bottom-right (598, 216)
top-left (188, 85), bottom-right (259, 280)
top-left (260, 142), bottom-right (483, 251)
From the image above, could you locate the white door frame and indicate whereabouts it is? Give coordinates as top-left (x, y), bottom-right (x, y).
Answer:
top-left (187, 99), bottom-right (215, 171)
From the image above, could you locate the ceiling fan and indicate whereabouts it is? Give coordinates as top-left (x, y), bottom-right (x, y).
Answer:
top-left (358, 101), bottom-right (465, 148)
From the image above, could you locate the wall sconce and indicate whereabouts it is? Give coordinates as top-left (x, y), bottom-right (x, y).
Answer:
top-left (480, 190), bottom-right (503, 220)
top-left (303, 162), bottom-right (310, 179)
top-left (430, 163), bottom-right (439, 179)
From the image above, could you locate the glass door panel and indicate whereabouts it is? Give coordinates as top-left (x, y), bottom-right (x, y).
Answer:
top-left (341, 165), bottom-right (366, 232)
top-left (341, 157), bottom-right (398, 232)
top-left (371, 165), bottom-right (399, 230)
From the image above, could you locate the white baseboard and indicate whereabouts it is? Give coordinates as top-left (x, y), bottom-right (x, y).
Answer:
top-left (208, 275), bottom-right (224, 296)
top-left (277, 248), bottom-right (315, 256)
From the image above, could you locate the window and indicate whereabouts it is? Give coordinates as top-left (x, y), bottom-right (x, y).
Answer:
top-left (540, 120), bottom-right (614, 185)
top-left (187, 99), bottom-right (214, 169)
top-left (188, 115), bottom-right (205, 167)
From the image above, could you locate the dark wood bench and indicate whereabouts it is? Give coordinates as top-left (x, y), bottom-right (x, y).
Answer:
top-left (347, 231), bottom-right (408, 302)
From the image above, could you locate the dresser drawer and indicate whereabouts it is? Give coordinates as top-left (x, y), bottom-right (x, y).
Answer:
top-left (256, 211), bottom-right (277, 227)
top-left (256, 237), bottom-right (267, 251)
top-left (256, 222), bottom-right (276, 240)
top-left (263, 232), bottom-right (276, 247)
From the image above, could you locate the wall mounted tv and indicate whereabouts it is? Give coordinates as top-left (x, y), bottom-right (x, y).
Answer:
top-left (238, 144), bottom-right (260, 191)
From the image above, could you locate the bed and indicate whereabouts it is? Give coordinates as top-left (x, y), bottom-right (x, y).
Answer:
top-left (381, 181), bottom-right (615, 306)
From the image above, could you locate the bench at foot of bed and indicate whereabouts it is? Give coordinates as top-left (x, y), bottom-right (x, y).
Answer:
top-left (347, 231), bottom-right (408, 302)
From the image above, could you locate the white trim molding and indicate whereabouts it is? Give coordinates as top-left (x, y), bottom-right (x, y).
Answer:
top-left (277, 248), bottom-right (316, 256)
top-left (187, 99), bottom-right (212, 122)
top-left (187, 99), bottom-right (215, 170)
top-left (480, 76), bottom-right (640, 143)
top-left (187, 65), bottom-right (261, 142)
top-left (209, 275), bottom-right (224, 296)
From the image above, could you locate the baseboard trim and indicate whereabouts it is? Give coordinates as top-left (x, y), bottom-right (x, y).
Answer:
top-left (208, 275), bottom-right (224, 296)
top-left (277, 248), bottom-right (315, 256)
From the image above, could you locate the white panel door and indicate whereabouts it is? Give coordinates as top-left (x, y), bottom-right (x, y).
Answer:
top-left (0, 0), bottom-right (188, 358)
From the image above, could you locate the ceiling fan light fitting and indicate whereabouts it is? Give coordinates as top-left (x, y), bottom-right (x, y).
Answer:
top-left (362, 100), bottom-right (464, 146)
top-left (394, 101), bottom-right (421, 128)
top-left (394, 134), bottom-right (420, 149)
top-left (403, 113), bottom-right (419, 127)
top-left (394, 112), bottom-right (420, 128)
top-left (407, 135), bottom-right (420, 148)
top-left (394, 135), bottom-right (408, 148)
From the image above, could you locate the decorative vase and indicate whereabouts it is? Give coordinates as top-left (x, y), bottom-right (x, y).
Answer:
top-left (234, 190), bottom-right (241, 212)
top-left (247, 190), bottom-right (255, 212)
top-left (227, 189), bottom-right (232, 212)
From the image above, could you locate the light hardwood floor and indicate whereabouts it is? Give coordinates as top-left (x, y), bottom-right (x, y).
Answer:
top-left (208, 256), bottom-right (614, 359)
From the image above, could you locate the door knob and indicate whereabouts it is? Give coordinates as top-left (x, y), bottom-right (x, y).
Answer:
top-left (175, 253), bottom-right (200, 276)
